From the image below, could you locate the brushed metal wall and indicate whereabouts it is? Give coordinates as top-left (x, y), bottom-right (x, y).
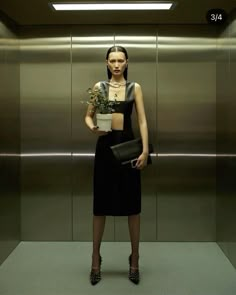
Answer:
top-left (0, 19), bottom-right (20, 264)
top-left (19, 25), bottom-right (217, 242)
top-left (20, 28), bottom-right (72, 240)
top-left (157, 26), bottom-right (217, 241)
top-left (216, 11), bottom-right (236, 268)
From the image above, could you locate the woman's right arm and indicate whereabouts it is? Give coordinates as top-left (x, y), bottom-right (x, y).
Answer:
top-left (84, 82), bottom-right (99, 131)
top-left (84, 103), bottom-right (97, 131)
top-left (84, 82), bottom-right (108, 135)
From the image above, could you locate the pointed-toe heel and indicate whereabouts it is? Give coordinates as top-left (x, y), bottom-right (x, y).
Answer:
top-left (128, 254), bottom-right (140, 285)
top-left (90, 255), bottom-right (102, 285)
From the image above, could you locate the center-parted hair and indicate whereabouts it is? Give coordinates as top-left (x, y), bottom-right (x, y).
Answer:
top-left (106, 46), bottom-right (129, 80)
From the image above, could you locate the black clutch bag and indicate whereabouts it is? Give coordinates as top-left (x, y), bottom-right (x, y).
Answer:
top-left (110, 138), bottom-right (154, 168)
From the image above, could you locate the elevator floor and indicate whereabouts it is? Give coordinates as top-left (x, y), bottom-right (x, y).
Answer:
top-left (0, 242), bottom-right (235, 295)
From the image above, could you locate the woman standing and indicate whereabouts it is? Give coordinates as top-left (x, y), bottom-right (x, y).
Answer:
top-left (84, 45), bottom-right (149, 285)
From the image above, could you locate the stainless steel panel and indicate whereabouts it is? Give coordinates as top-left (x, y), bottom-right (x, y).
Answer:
top-left (20, 28), bottom-right (72, 240)
top-left (158, 193), bottom-right (215, 241)
top-left (157, 26), bottom-right (217, 241)
top-left (217, 10), bottom-right (236, 269)
top-left (21, 157), bottom-right (72, 240)
top-left (0, 19), bottom-right (20, 264)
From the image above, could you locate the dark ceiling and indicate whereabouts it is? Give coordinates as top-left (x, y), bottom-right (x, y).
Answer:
top-left (0, 0), bottom-right (235, 26)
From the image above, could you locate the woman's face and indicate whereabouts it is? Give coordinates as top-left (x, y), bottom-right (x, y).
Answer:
top-left (107, 51), bottom-right (128, 78)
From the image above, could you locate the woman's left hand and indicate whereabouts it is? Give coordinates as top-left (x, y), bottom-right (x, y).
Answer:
top-left (135, 153), bottom-right (148, 170)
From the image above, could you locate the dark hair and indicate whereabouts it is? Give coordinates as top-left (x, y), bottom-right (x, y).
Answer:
top-left (106, 46), bottom-right (129, 80)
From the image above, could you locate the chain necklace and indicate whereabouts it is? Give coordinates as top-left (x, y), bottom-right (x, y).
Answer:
top-left (106, 80), bottom-right (126, 88)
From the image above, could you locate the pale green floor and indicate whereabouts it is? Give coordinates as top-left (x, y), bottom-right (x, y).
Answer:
top-left (0, 242), bottom-right (236, 295)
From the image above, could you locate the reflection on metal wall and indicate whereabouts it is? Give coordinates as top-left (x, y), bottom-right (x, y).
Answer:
top-left (0, 19), bottom-right (20, 264)
top-left (157, 26), bottom-right (217, 241)
top-left (216, 10), bottom-right (236, 268)
top-left (19, 25), bottom-right (217, 242)
top-left (20, 28), bottom-right (72, 240)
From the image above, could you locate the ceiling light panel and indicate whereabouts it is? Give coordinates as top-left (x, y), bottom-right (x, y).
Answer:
top-left (50, 2), bottom-right (175, 11)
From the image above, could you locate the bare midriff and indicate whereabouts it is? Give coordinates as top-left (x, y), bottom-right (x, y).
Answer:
top-left (111, 113), bottom-right (124, 130)
top-left (108, 84), bottom-right (126, 130)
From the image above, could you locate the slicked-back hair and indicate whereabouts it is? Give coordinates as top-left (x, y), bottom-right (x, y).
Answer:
top-left (106, 46), bottom-right (128, 80)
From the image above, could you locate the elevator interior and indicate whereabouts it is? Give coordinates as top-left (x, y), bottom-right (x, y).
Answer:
top-left (0, 2), bottom-right (236, 294)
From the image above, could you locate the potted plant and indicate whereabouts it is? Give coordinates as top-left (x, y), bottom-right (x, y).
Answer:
top-left (82, 87), bottom-right (119, 131)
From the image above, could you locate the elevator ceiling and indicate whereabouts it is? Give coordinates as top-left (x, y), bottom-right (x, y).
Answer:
top-left (0, 0), bottom-right (235, 26)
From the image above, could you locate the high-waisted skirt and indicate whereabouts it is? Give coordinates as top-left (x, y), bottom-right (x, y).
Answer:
top-left (93, 130), bottom-right (141, 216)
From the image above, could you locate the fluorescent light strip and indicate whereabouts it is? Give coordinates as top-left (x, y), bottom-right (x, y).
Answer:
top-left (51, 3), bottom-right (174, 11)
top-left (1, 153), bottom-right (236, 158)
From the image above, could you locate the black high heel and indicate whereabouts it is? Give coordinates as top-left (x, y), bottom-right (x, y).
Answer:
top-left (128, 254), bottom-right (140, 284)
top-left (90, 255), bottom-right (102, 285)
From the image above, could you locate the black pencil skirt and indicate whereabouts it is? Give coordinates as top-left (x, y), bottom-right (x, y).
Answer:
top-left (93, 130), bottom-right (141, 216)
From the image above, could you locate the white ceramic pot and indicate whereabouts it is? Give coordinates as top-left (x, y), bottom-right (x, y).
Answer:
top-left (96, 113), bottom-right (112, 131)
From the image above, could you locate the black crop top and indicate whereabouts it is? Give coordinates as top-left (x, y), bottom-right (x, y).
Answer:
top-left (99, 81), bottom-right (136, 132)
